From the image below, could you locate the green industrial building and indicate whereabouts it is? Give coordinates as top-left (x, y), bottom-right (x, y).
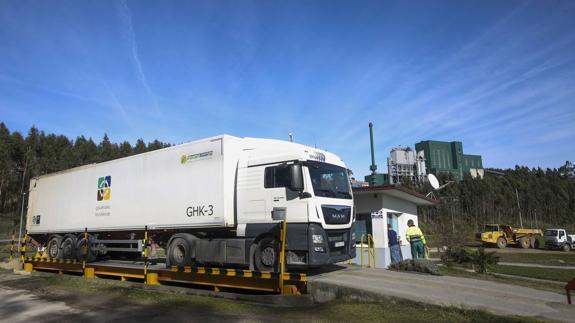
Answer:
top-left (415, 140), bottom-right (483, 181)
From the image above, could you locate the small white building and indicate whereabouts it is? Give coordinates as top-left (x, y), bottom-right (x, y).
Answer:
top-left (351, 185), bottom-right (436, 268)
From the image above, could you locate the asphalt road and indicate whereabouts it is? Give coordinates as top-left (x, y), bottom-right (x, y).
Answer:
top-left (309, 265), bottom-right (575, 322)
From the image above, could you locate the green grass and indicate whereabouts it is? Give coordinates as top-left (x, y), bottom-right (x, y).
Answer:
top-left (11, 271), bottom-right (539, 323)
top-left (496, 252), bottom-right (575, 266)
top-left (490, 265), bottom-right (575, 283)
top-left (438, 266), bottom-right (564, 294)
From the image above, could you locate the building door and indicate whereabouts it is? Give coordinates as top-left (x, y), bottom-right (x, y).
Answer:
top-left (387, 212), bottom-right (400, 233)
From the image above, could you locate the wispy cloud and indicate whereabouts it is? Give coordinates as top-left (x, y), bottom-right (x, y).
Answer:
top-left (115, 0), bottom-right (162, 117)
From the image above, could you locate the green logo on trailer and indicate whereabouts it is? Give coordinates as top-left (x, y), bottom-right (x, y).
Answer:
top-left (97, 176), bottom-right (111, 201)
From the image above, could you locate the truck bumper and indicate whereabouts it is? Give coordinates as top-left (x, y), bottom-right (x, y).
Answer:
top-left (244, 222), bottom-right (355, 267)
top-left (307, 223), bottom-right (355, 266)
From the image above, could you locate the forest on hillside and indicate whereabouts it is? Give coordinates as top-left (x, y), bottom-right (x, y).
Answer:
top-left (406, 162), bottom-right (575, 243)
top-left (0, 123), bottom-right (574, 240)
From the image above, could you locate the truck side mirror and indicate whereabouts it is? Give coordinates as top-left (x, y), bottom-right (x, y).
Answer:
top-left (289, 164), bottom-right (304, 192)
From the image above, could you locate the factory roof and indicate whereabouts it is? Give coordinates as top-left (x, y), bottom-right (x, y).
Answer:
top-left (353, 185), bottom-right (437, 206)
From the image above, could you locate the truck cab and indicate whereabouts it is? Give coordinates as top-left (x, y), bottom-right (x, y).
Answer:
top-left (545, 229), bottom-right (575, 252)
top-left (236, 138), bottom-right (355, 271)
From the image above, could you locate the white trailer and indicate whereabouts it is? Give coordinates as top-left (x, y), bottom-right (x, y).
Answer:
top-left (26, 135), bottom-right (355, 271)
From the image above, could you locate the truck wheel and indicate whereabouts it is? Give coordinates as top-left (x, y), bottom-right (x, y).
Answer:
top-left (254, 237), bottom-right (278, 272)
top-left (47, 235), bottom-right (63, 259)
top-left (76, 235), bottom-right (97, 262)
top-left (563, 244), bottom-right (571, 252)
top-left (61, 235), bottom-right (77, 259)
top-left (167, 238), bottom-right (192, 268)
top-left (530, 237), bottom-right (540, 249)
top-left (496, 237), bottom-right (507, 249)
top-left (519, 237), bottom-right (530, 249)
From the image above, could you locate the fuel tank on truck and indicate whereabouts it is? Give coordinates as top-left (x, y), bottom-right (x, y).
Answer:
top-left (26, 135), bottom-right (242, 234)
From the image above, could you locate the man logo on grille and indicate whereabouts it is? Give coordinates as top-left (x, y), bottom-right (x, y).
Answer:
top-left (97, 176), bottom-right (111, 201)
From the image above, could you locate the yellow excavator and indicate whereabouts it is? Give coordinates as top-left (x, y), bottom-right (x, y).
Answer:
top-left (476, 224), bottom-right (543, 249)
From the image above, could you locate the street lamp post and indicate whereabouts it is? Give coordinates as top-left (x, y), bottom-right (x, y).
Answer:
top-left (17, 191), bottom-right (27, 255)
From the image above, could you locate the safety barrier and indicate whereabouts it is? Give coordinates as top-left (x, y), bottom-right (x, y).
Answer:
top-left (20, 219), bottom-right (306, 295)
top-left (360, 234), bottom-right (376, 270)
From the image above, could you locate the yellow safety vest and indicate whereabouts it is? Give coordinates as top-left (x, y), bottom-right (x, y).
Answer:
top-left (406, 226), bottom-right (426, 245)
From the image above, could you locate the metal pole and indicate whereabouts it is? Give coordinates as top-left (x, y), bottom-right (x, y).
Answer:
top-left (144, 226), bottom-right (148, 283)
top-left (17, 192), bottom-right (27, 260)
top-left (368, 122), bottom-right (377, 186)
top-left (83, 228), bottom-right (87, 272)
top-left (10, 230), bottom-right (15, 262)
top-left (279, 219), bottom-right (287, 294)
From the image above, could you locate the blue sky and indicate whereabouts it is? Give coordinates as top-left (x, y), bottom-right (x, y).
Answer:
top-left (0, 0), bottom-right (574, 176)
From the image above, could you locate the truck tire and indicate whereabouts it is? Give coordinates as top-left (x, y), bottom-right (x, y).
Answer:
top-left (530, 237), bottom-right (540, 249)
top-left (47, 235), bottom-right (63, 259)
top-left (61, 235), bottom-right (77, 259)
top-left (167, 238), bottom-right (192, 268)
top-left (76, 235), bottom-right (97, 262)
top-left (254, 236), bottom-right (278, 272)
top-left (519, 237), bottom-right (530, 249)
top-left (563, 244), bottom-right (571, 252)
top-left (496, 237), bottom-right (507, 249)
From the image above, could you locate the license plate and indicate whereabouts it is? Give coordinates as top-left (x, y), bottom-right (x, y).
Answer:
top-left (335, 241), bottom-right (345, 247)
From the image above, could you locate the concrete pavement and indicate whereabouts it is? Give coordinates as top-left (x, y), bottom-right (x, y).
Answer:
top-left (308, 265), bottom-right (575, 322)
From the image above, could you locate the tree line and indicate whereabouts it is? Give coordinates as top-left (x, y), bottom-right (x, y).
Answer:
top-left (1, 122), bottom-right (573, 240)
top-left (0, 122), bottom-right (170, 215)
top-left (404, 162), bottom-right (575, 244)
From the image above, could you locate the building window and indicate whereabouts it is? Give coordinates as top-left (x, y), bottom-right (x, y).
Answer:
top-left (354, 213), bottom-right (373, 244)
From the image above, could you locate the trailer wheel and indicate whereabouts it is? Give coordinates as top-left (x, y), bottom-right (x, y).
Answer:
top-left (47, 235), bottom-right (63, 259)
top-left (76, 235), bottom-right (97, 262)
top-left (496, 237), bottom-right (507, 249)
top-left (563, 244), bottom-right (571, 252)
top-left (519, 237), bottom-right (530, 249)
top-left (61, 235), bottom-right (77, 259)
top-left (254, 236), bottom-right (278, 272)
top-left (167, 238), bottom-right (192, 268)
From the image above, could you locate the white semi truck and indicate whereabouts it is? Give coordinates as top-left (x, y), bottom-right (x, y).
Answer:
top-left (26, 135), bottom-right (355, 271)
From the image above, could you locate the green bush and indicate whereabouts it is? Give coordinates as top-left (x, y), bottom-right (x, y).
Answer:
top-left (440, 246), bottom-right (472, 266)
top-left (470, 247), bottom-right (499, 274)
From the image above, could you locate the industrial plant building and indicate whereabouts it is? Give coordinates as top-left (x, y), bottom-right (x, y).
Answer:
top-left (386, 146), bottom-right (427, 184)
top-left (415, 140), bottom-right (483, 181)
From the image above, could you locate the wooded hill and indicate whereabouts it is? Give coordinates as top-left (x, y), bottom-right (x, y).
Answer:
top-left (405, 162), bottom-right (575, 244)
top-left (1, 122), bottom-right (573, 241)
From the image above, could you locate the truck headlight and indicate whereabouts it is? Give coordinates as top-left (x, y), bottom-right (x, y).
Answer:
top-left (351, 231), bottom-right (356, 241)
top-left (314, 246), bottom-right (325, 253)
top-left (312, 234), bottom-right (324, 244)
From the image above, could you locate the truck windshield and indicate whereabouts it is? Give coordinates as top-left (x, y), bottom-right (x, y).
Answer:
top-left (307, 161), bottom-right (352, 199)
top-left (483, 225), bottom-right (499, 232)
top-left (545, 230), bottom-right (558, 237)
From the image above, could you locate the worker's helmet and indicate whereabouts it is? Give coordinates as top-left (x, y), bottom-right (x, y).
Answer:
top-left (407, 219), bottom-right (414, 226)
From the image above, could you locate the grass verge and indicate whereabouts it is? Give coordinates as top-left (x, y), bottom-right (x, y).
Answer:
top-left (439, 266), bottom-right (565, 294)
top-left (495, 252), bottom-right (575, 266)
top-left (490, 265), bottom-right (575, 283)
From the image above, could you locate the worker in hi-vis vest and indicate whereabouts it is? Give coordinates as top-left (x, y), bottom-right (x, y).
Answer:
top-left (406, 219), bottom-right (426, 259)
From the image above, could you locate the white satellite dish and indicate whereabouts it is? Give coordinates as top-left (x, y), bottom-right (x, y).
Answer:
top-left (428, 174), bottom-right (440, 190)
